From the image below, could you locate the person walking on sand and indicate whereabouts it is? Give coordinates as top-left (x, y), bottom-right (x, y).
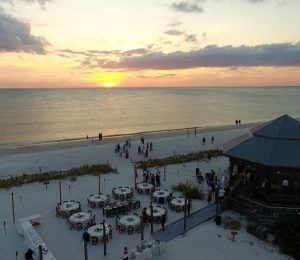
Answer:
top-left (211, 135), bottom-right (214, 144)
top-left (202, 137), bottom-right (206, 146)
top-left (122, 246), bottom-right (129, 260)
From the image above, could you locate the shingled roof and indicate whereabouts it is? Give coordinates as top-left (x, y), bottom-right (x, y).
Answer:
top-left (223, 115), bottom-right (300, 168)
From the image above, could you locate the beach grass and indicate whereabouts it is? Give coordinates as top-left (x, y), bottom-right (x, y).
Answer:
top-left (172, 182), bottom-right (205, 200)
top-left (136, 149), bottom-right (223, 169)
top-left (0, 164), bottom-right (112, 189)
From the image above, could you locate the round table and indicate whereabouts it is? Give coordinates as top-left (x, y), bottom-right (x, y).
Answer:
top-left (137, 183), bottom-right (153, 194)
top-left (88, 194), bottom-right (109, 205)
top-left (153, 190), bottom-right (170, 203)
top-left (60, 201), bottom-right (80, 215)
top-left (118, 215), bottom-right (141, 229)
top-left (113, 187), bottom-right (132, 200)
top-left (146, 206), bottom-right (166, 218)
top-left (87, 224), bottom-right (110, 240)
top-left (69, 212), bottom-right (91, 226)
top-left (171, 197), bottom-right (185, 211)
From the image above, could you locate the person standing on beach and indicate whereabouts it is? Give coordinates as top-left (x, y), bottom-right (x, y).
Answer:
top-left (194, 127), bottom-right (197, 137)
top-left (202, 137), bottom-right (206, 146)
top-left (150, 141), bottom-right (153, 151)
top-left (211, 135), bottom-right (214, 144)
top-left (122, 246), bottom-right (129, 260)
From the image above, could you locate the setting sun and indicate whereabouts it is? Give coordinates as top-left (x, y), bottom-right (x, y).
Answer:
top-left (103, 82), bottom-right (113, 88)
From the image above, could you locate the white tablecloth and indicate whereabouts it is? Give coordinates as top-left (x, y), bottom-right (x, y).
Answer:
top-left (137, 183), bottom-right (153, 193)
top-left (118, 215), bottom-right (141, 229)
top-left (153, 190), bottom-right (170, 200)
top-left (60, 201), bottom-right (80, 214)
top-left (87, 224), bottom-right (110, 240)
top-left (69, 212), bottom-right (91, 226)
top-left (146, 206), bottom-right (166, 218)
top-left (114, 187), bottom-right (132, 196)
top-left (88, 194), bottom-right (109, 204)
top-left (171, 198), bottom-right (185, 209)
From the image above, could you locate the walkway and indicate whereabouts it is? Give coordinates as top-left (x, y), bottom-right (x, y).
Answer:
top-left (152, 204), bottom-right (217, 242)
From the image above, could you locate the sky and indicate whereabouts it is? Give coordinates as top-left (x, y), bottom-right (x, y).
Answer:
top-left (0, 0), bottom-right (300, 88)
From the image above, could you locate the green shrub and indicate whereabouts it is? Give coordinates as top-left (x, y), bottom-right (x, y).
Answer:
top-left (172, 182), bottom-right (204, 200)
top-left (0, 163), bottom-right (113, 189)
top-left (137, 149), bottom-right (223, 169)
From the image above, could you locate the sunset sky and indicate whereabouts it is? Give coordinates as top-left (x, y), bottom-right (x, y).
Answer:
top-left (0, 0), bottom-right (300, 88)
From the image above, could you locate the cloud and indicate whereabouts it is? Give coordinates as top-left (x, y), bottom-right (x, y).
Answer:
top-left (100, 43), bottom-right (300, 70)
top-left (0, 10), bottom-right (48, 54)
top-left (248, 0), bottom-right (264, 3)
top-left (171, 1), bottom-right (204, 13)
top-left (168, 21), bottom-right (182, 27)
top-left (138, 74), bottom-right (177, 79)
top-left (185, 34), bottom-right (198, 42)
top-left (0, 0), bottom-right (53, 8)
top-left (165, 29), bottom-right (184, 36)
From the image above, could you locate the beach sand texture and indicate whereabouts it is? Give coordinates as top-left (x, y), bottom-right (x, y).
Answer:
top-left (0, 124), bottom-right (292, 260)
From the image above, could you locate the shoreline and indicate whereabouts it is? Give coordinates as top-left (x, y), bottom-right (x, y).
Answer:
top-left (0, 121), bottom-right (259, 156)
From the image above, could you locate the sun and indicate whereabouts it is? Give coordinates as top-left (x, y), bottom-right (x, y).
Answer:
top-left (103, 82), bottom-right (113, 88)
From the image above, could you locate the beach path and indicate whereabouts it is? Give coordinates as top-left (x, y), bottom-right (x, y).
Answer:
top-left (153, 204), bottom-right (217, 242)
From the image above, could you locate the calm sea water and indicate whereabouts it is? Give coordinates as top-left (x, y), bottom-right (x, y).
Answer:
top-left (0, 87), bottom-right (299, 144)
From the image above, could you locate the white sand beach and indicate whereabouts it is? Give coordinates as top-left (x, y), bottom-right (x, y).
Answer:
top-left (0, 124), bottom-right (292, 260)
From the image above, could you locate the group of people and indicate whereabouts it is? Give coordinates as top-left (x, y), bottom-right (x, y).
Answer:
top-left (204, 169), bottom-right (225, 205)
top-left (235, 120), bottom-right (242, 125)
top-left (143, 168), bottom-right (161, 188)
top-left (115, 139), bottom-right (131, 159)
top-left (138, 136), bottom-right (153, 157)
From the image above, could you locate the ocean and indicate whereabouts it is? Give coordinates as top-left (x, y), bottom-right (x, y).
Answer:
top-left (0, 87), bottom-right (299, 145)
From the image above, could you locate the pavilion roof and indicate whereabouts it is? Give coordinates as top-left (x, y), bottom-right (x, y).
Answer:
top-left (224, 115), bottom-right (300, 168)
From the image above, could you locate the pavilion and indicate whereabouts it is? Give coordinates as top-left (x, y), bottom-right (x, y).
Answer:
top-left (223, 114), bottom-right (300, 206)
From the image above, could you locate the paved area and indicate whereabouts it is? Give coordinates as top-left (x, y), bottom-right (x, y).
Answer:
top-left (153, 204), bottom-right (217, 242)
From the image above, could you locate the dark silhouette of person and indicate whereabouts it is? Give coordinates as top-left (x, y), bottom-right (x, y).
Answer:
top-left (211, 135), bottom-right (214, 144)
top-left (161, 214), bottom-right (167, 231)
top-left (25, 248), bottom-right (35, 260)
top-left (82, 229), bottom-right (90, 243)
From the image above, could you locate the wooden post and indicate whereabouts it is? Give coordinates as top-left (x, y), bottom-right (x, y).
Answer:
top-left (215, 187), bottom-right (219, 215)
top-left (38, 244), bottom-right (43, 260)
top-left (163, 165), bottom-right (166, 181)
top-left (59, 181), bottom-right (62, 205)
top-left (150, 201), bottom-right (153, 235)
top-left (84, 240), bottom-right (88, 260)
top-left (11, 192), bottom-right (15, 224)
top-left (103, 220), bottom-right (107, 256)
top-left (98, 175), bottom-right (101, 194)
top-left (4, 221), bottom-right (6, 236)
top-left (140, 215), bottom-right (144, 241)
top-left (183, 196), bottom-right (187, 234)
